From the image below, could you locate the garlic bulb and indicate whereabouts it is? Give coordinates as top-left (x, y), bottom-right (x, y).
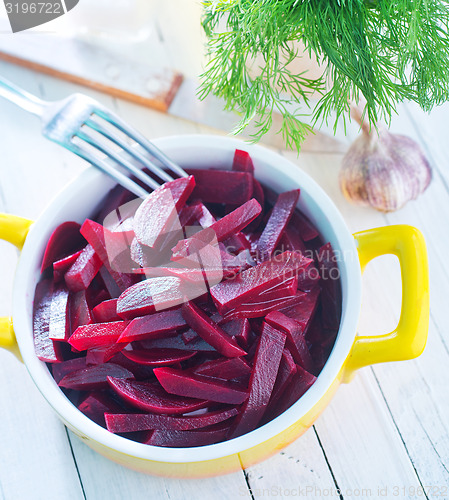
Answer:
top-left (339, 119), bottom-right (431, 212)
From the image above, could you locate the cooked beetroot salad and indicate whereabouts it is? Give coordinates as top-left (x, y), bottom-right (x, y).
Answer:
top-left (33, 149), bottom-right (341, 448)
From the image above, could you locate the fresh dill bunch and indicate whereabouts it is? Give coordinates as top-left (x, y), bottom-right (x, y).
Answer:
top-left (199, 0), bottom-right (449, 150)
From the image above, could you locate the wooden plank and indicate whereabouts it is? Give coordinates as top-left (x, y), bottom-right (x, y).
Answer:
top-left (244, 427), bottom-right (338, 499)
top-left (67, 433), bottom-right (251, 500)
top-left (0, 29), bottom-right (182, 112)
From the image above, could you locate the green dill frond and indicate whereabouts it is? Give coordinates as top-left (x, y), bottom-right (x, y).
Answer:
top-left (199, 0), bottom-right (449, 149)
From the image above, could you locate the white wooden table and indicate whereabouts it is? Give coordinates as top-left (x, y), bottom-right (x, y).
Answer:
top-left (0, 5), bottom-right (448, 500)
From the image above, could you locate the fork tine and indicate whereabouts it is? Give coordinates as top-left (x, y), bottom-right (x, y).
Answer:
top-left (69, 141), bottom-right (150, 199)
top-left (93, 108), bottom-right (189, 179)
top-left (77, 129), bottom-right (161, 192)
top-left (84, 117), bottom-right (175, 183)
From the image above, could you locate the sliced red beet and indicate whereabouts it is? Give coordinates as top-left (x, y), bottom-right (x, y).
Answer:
top-left (92, 299), bottom-right (119, 323)
top-left (65, 245), bottom-right (103, 292)
top-left (210, 251), bottom-right (312, 315)
top-left (181, 302), bottom-right (246, 357)
top-left (86, 342), bottom-right (125, 364)
top-left (116, 277), bottom-right (202, 320)
top-left (265, 311), bottom-right (314, 372)
top-left (145, 427), bottom-right (230, 447)
top-left (272, 365), bottom-right (317, 418)
top-left (41, 221), bottom-right (85, 272)
top-left (130, 237), bottom-right (162, 268)
top-left (220, 318), bottom-right (250, 347)
top-left (107, 377), bottom-right (209, 414)
top-left (257, 189), bottom-right (300, 262)
top-left (193, 356), bottom-right (251, 379)
top-left (279, 228), bottom-right (306, 254)
top-left (279, 286), bottom-right (320, 333)
top-left (109, 352), bottom-right (156, 380)
top-left (78, 391), bottom-right (125, 426)
top-left (187, 169), bottom-right (253, 205)
top-left (232, 149), bottom-right (255, 174)
top-left (118, 308), bottom-right (187, 343)
top-left (133, 176), bottom-right (195, 248)
top-left (69, 290), bottom-right (93, 334)
top-left (69, 320), bottom-right (129, 350)
top-left (228, 322), bottom-right (286, 439)
top-left (190, 201), bottom-right (216, 228)
top-left (53, 250), bottom-right (82, 282)
top-left (221, 276), bottom-right (298, 320)
top-left (262, 350), bottom-right (297, 423)
top-left (171, 199), bottom-right (262, 260)
top-left (58, 363), bottom-right (134, 390)
top-left (48, 284), bottom-right (70, 341)
top-left (105, 407), bottom-right (239, 433)
top-left (52, 357), bottom-right (87, 384)
top-left (154, 367), bottom-right (248, 404)
top-left (123, 348), bottom-right (197, 366)
top-left (292, 211), bottom-right (319, 241)
top-left (33, 279), bottom-right (64, 362)
top-left (140, 331), bottom-right (217, 353)
top-left (246, 179), bottom-right (265, 232)
top-left (317, 243), bottom-right (342, 331)
top-left (80, 219), bottom-right (136, 293)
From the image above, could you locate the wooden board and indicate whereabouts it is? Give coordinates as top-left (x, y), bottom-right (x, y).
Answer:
top-left (0, 28), bottom-right (182, 112)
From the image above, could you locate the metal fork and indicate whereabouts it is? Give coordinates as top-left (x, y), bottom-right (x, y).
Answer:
top-left (0, 76), bottom-right (188, 198)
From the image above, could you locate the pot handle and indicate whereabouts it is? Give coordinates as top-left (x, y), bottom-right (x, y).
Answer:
top-left (343, 225), bottom-right (429, 382)
top-left (0, 213), bottom-right (33, 361)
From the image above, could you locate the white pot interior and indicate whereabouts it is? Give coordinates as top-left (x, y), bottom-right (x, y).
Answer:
top-left (12, 135), bottom-right (362, 463)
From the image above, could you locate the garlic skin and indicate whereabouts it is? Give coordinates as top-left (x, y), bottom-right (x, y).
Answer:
top-left (339, 127), bottom-right (432, 212)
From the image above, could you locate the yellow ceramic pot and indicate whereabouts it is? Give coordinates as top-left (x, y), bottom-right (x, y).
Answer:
top-left (0, 135), bottom-right (429, 477)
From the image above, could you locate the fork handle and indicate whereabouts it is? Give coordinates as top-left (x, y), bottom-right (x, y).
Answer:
top-left (0, 76), bottom-right (47, 116)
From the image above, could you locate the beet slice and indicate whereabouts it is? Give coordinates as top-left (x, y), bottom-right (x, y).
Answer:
top-left (80, 219), bottom-right (136, 293)
top-left (48, 284), bottom-right (70, 341)
top-left (65, 244), bottom-right (103, 292)
top-left (181, 302), bottom-right (246, 357)
top-left (133, 176), bottom-right (195, 248)
top-left (262, 350), bottom-right (297, 423)
top-left (109, 352), bottom-right (156, 380)
top-left (69, 320), bottom-right (129, 350)
top-left (279, 287), bottom-right (320, 333)
top-left (210, 251), bottom-right (312, 315)
top-left (221, 276), bottom-right (298, 320)
top-left (92, 299), bottom-right (119, 323)
top-left (116, 277), bottom-right (202, 320)
top-left (154, 367), bottom-right (248, 404)
top-left (33, 279), bottom-right (64, 363)
top-left (272, 365), bottom-right (317, 418)
top-left (193, 357), bottom-right (251, 379)
top-left (53, 250), bottom-right (82, 282)
top-left (220, 318), bottom-right (250, 347)
top-left (257, 189), bottom-right (300, 262)
top-left (107, 377), bottom-right (209, 414)
top-left (78, 392), bottom-right (125, 426)
top-left (118, 308), bottom-right (187, 343)
top-left (317, 243), bottom-right (342, 331)
top-left (145, 427), bottom-right (230, 447)
top-left (69, 290), bottom-right (93, 334)
top-left (279, 228), bottom-right (306, 254)
top-left (292, 211), bottom-right (319, 241)
top-left (105, 407), bottom-right (239, 433)
top-left (52, 357), bottom-right (87, 384)
top-left (41, 222), bottom-right (85, 272)
top-left (139, 331), bottom-right (217, 353)
top-left (171, 199), bottom-right (262, 260)
top-left (229, 322), bottom-right (286, 439)
top-left (232, 149), bottom-right (255, 174)
top-left (123, 348), bottom-right (197, 366)
top-left (190, 201), bottom-right (216, 228)
top-left (58, 363), bottom-right (134, 390)
top-left (187, 169), bottom-right (253, 205)
top-left (265, 311), bottom-right (314, 372)
top-left (86, 342), bottom-right (126, 364)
